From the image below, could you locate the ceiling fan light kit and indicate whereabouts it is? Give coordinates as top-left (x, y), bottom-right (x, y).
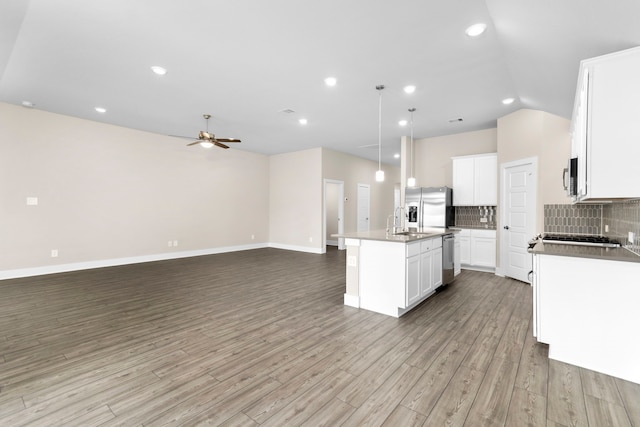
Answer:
top-left (181, 114), bottom-right (242, 149)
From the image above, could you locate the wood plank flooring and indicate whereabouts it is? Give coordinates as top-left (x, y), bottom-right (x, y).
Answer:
top-left (1, 247), bottom-right (639, 426)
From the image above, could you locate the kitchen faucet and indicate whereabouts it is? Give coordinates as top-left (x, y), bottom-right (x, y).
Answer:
top-left (386, 207), bottom-right (406, 234)
top-left (393, 206), bottom-right (405, 233)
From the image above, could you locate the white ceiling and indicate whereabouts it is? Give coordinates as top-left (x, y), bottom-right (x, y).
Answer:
top-left (2, 0), bottom-right (639, 165)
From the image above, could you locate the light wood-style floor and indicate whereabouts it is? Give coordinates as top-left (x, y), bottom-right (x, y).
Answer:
top-left (1, 247), bottom-right (639, 426)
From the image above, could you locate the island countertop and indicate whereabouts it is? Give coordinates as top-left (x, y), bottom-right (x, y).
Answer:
top-left (529, 241), bottom-right (640, 263)
top-left (334, 228), bottom-right (457, 243)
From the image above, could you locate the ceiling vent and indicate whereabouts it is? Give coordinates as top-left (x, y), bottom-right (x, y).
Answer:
top-left (279, 108), bottom-right (296, 114)
top-left (448, 117), bottom-right (463, 123)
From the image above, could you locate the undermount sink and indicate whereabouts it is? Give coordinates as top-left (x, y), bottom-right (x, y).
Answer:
top-left (393, 231), bottom-right (427, 237)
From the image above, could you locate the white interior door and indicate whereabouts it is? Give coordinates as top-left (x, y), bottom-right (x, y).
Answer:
top-left (501, 157), bottom-right (537, 283)
top-left (357, 183), bottom-right (371, 232)
top-left (324, 179), bottom-right (345, 250)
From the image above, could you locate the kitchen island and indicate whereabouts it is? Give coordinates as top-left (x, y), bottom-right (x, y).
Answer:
top-left (530, 241), bottom-right (640, 384)
top-left (336, 228), bottom-right (455, 318)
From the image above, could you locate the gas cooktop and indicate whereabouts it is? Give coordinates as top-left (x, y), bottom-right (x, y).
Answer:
top-left (541, 234), bottom-right (621, 248)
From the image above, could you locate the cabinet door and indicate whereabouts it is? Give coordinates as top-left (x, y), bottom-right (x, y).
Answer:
top-left (454, 241), bottom-right (461, 276)
top-left (420, 250), bottom-right (433, 297)
top-left (459, 236), bottom-right (471, 265)
top-left (406, 255), bottom-right (421, 307)
top-left (474, 155), bottom-right (497, 205)
top-left (432, 247), bottom-right (443, 288)
top-left (452, 157), bottom-right (475, 205)
top-left (588, 52), bottom-right (640, 198)
top-left (471, 237), bottom-right (496, 268)
top-left (574, 68), bottom-right (590, 200)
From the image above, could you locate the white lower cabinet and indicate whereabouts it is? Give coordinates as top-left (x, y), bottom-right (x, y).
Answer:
top-left (458, 228), bottom-right (496, 271)
top-left (532, 253), bottom-right (640, 384)
top-left (471, 231), bottom-right (496, 268)
top-left (406, 249), bottom-right (421, 306)
top-left (459, 230), bottom-right (471, 265)
top-left (406, 238), bottom-right (442, 307)
top-left (432, 247), bottom-right (443, 289)
top-left (454, 234), bottom-right (461, 276)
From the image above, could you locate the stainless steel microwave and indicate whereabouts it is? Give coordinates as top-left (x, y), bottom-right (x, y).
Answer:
top-left (563, 157), bottom-right (578, 197)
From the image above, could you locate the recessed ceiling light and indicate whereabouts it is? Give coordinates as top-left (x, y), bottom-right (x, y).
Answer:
top-left (403, 85), bottom-right (416, 94)
top-left (502, 97), bottom-right (515, 105)
top-left (394, 153), bottom-right (400, 159)
top-left (95, 107), bottom-right (107, 113)
top-left (398, 120), bottom-right (408, 126)
top-left (324, 77), bottom-right (337, 87)
top-left (21, 101), bottom-right (35, 108)
top-left (151, 66), bottom-right (167, 75)
top-left (298, 118), bottom-right (308, 125)
top-left (465, 23), bottom-right (487, 37)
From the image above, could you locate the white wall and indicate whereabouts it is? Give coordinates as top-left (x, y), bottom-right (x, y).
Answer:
top-left (322, 148), bottom-right (399, 234)
top-left (0, 102), bottom-right (270, 274)
top-left (413, 128), bottom-right (498, 188)
top-left (497, 109), bottom-right (572, 233)
top-left (269, 148), bottom-right (323, 252)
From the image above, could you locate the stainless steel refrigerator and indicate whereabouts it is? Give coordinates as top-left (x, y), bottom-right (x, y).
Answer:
top-left (405, 186), bottom-right (454, 229)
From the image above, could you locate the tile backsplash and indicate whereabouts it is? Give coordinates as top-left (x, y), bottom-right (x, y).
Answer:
top-left (544, 200), bottom-right (640, 255)
top-left (455, 206), bottom-right (497, 229)
top-left (543, 204), bottom-right (602, 235)
top-left (603, 199), bottom-right (640, 254)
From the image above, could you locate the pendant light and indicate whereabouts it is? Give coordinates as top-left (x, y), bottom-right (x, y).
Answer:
top-left (407, 108), bottom-right (417, 187)
top-left (375, 85), bottom-right (385, 182)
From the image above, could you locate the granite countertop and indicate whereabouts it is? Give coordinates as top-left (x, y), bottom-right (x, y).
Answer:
top-left (335, 228), bottom-right (457, 243)
top-left (450, 225), bottom-right (497, 230)
top-left (529, 241), bottom-right (640, 263)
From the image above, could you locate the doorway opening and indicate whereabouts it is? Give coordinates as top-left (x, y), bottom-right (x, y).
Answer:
top-left (324, 179), bottom-right (345, 252)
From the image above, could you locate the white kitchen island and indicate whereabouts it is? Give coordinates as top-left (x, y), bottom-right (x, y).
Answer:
top-left (337, 229), bottom-right (453, 318)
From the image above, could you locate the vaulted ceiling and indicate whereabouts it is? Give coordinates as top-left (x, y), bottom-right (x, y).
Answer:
top-left (1, 0), bottom-right (639, 165)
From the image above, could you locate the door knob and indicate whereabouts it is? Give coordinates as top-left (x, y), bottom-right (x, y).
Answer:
top-left (504, 225), bottom-right (510, 230)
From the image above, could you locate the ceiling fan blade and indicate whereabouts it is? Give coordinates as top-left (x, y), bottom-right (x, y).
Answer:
top-left (186, 141), bottom-right (201, 146)
top-left (216, 138), bottom-right (241, 143)
top-left (214, 141), bottom-right (230, 149)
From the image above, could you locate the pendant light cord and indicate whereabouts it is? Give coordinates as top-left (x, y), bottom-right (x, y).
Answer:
top-left (378, 90), bottom-right (382, 171)
top-left (410, 108), bottom-right (414, 178)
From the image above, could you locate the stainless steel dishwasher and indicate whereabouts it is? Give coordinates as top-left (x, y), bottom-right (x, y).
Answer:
top-left (442, 233), bottom-right (455, 285)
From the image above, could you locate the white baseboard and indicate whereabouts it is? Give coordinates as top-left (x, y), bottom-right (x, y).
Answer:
top-left (461, 265), bottom-right (496, 274)
top-left (268, 243), bottom-right (324, 254)
top-left (0, 243), bottom-right (268, 280)
top-left (326, 239), bottom-right (338, 246)
top-left (344, 293), bottom-right (360, 308)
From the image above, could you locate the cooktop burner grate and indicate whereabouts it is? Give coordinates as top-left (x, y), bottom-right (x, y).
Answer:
top-left (542, 234), bottom-right (621, 247)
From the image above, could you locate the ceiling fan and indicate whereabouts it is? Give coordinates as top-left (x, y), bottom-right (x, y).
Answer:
top-left (176, 114), bottom-right (241, 149)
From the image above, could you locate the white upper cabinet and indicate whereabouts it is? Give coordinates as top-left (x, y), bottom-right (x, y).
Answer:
top-left (452, 153), bottom-right (497, 206)
top-left (571, 46), bottom-right (640, 201)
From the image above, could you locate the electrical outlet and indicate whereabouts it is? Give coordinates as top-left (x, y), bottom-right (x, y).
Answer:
top-left (251, 234), bottom-right (255, 240)
top-left (26, 197), bottom-right (38, 206)
top-left (167, 241), bottom-right (173, 247)
top-left (347, 256), bottom-right (357, 267)
top-left (173, 240), bottom-right (178, 247)
top-left (51, 249), bottom-right (58, 257)
top-left (604, 224), bottom-right (609, 232)
top-left (480, 218), bottom-right (488, 223)
top-left (309, 237), bottom-right (313, 243)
